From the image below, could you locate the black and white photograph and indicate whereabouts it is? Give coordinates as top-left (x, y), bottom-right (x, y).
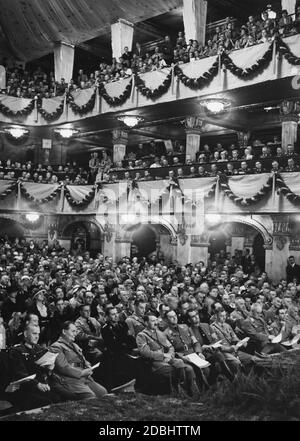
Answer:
top-left (0, 0), bottom-right (299, 427)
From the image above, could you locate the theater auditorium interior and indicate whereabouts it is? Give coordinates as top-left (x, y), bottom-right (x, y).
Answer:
top-left (0, 0), bottom-right (300, 422)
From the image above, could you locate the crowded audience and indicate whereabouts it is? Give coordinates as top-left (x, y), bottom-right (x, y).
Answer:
top-left (2, 6), bottom-right (300, 97)
top-left (0, 234), bottom-right (299, 412)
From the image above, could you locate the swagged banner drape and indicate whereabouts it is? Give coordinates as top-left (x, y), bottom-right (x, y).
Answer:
top-left (1, 35), bottom-right (300, 125)
top-left (3, 174), bottom-right (300, 215)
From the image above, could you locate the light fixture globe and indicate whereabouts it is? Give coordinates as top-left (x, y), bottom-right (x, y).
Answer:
top-left (200, 99), bottom-right (231, 114)
top-left (54, 128), bottom-right (79, 138)
top-left (4, 126), bottom-right (29, 139)
top-left (25, 213), bottom-right (40, 223)
top-left (117, 115), bottom-right (144, 128)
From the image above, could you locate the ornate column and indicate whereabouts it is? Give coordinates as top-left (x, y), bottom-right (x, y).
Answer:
top-left (280, 100), bottom-right (300, 152)
top-left (183, 0), bottom-right (207, 46)
top-left (184, 116), bottom-right (206, 162)
top-left (266, 215), bottom-right (291, 283)
top-left (111, 19), bottom-right (134, 60)
top-left (112, 129), bottom-right (128, 164)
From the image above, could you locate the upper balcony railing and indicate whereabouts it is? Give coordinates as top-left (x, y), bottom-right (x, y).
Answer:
top-left (0, 35), bottom-right (299, 126)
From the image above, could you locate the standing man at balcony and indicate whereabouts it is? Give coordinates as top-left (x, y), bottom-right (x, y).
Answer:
top-left (286, 256), bottom-right (300, 284)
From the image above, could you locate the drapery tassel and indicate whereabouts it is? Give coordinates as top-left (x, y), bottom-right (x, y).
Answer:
top-left (218, 54), bottom-right (222, 87)
top-left (130, 74), bottom-right (135, 102)
top-left (272, 38), bottom-right (277, 77)
top-left (59, 183), bottom-right (65, 212)
top-left (272, 172), bottom-right (276, 207)
top-left (64, 92), bottom-right (68, 120)
top-left (171, 65), bottom-right (175, 95)
top-left (214, 176), bottom-right (220, 210)
top-left (96, 85), bottom-right (101, 114)
top-left (34, 96), bottom-right (38, 123)
top-left (16, 181), bottom-right (21, 210)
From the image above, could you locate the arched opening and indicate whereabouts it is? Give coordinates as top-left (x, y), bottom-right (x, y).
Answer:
top-left (208, 231), bottom-right (227, 260)
top-left (0, 218), bottom-right (25, 240)
top-left (253, 233), bottom-right (265, 271)
top-left (63, 220), bottom-right (102, 257)
top-left (129, 224), bottom-right (157, 259)
top-left (208, 221), bottom-right (266, 271)
top-left (127, 222), bottom-right (173, 261)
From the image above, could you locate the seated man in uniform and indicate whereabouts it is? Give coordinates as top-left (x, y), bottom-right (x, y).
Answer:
top-left (9, 324), bottom-right (60, 411)
top-left (100, 307), bottom-right (138, 390)
top-left (50, 321), bottom-right (107, 401)
top-left (75, 304), bottom-right (103, 364)
top-left (164, 310), bottom-right (206, 394)
top-left (240, 303), bottom-right (287, 354)
top-left (136, 314), bottom-right (187, 395)
top-left (126, 300), bottom-right (147, 338)
top-left (210, 309), bottom-right (252, 376)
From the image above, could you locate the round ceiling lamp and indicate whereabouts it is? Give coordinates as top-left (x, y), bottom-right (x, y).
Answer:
top-left (3, 126), bottom-right (29, 139)
top-left (25, 213), bottom-right (40, 223)
top-left (54, 128), bottom-right (80, 138)
top-left (117, 115), bottom-right (144, 128)
top-left (263, 4), bottom-right (277, 20)
top-left (200, 99), bottom-right (231, 114)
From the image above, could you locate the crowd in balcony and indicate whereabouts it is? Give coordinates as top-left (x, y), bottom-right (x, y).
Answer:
top-left (0, 233), bottom-right (299, 413)
top-left (106, 139), bottom-right (300, 182)
top-left (1, 6), bottom-right (300, 98)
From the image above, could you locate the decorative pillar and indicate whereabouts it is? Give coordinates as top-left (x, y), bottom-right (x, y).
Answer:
top-left (111, 19), bottom-right (134, 60)
top-left (112, 129), bottom-right (128, 164)
top-left (183, 0), bottom-right (207, 46)
top-left (184, 116), bottom-right (206, 162)
top-left (280, 100), bottom-right (300, 152)
top-left (54, 42), bottom-right (75, 84)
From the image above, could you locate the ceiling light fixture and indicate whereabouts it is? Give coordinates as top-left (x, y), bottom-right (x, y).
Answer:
top-left (200, 99), bottom-right (231, 114)
top-left (266, 4), bottom-right (277, 20)
top-left (117, 115), bottom-right (144, 128)
top-left (54, 128), bottom-right (79, 138)
top-left (25, 213), bottom-right (40, 223)
top-left (4, 126), bottom-right (29, 139)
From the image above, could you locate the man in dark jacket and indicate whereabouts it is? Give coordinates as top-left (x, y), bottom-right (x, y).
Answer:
top-left (286, 256), bottom-right (300, 284)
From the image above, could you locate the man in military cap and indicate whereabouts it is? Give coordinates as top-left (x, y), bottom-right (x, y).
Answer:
top-left (9, 324), bottom-right (60, 410)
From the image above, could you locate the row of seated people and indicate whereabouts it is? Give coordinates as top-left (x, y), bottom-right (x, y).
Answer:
top-left (0, 236), bottom-right (299, 412)
top-left (107, 158), bottom-right (300, 183)
top-left (0, 161), bottom-right (96, 185)
top-left (3, 7), bottom-right (300, 99)
top-left (73, 7), bottom-right (300, 86)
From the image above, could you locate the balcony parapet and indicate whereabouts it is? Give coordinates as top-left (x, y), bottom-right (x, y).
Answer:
top-left (0, 35), bottom-right (300, 126)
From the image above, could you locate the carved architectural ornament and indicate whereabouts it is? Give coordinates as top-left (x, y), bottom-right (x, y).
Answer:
top-left (280, 100), bottom-right (300, 123)
top-left (183, 116), bottom-right (207, 134)
top-left (237, 131), bottom-right (251, 148)
top-left (112, 129), bottom-right (129, 145)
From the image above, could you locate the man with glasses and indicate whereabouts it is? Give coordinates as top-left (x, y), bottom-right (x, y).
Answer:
top-left (75, 304), bottom-right (103, 363)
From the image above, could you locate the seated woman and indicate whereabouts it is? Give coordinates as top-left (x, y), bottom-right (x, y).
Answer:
top-left (50, 321), bottom-right (107, 401)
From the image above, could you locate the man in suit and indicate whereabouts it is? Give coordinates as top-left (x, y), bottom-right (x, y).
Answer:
top-left (286, 256), bottom-right (300, 284)
top-left (50, 321), bottom-right (107, 400)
